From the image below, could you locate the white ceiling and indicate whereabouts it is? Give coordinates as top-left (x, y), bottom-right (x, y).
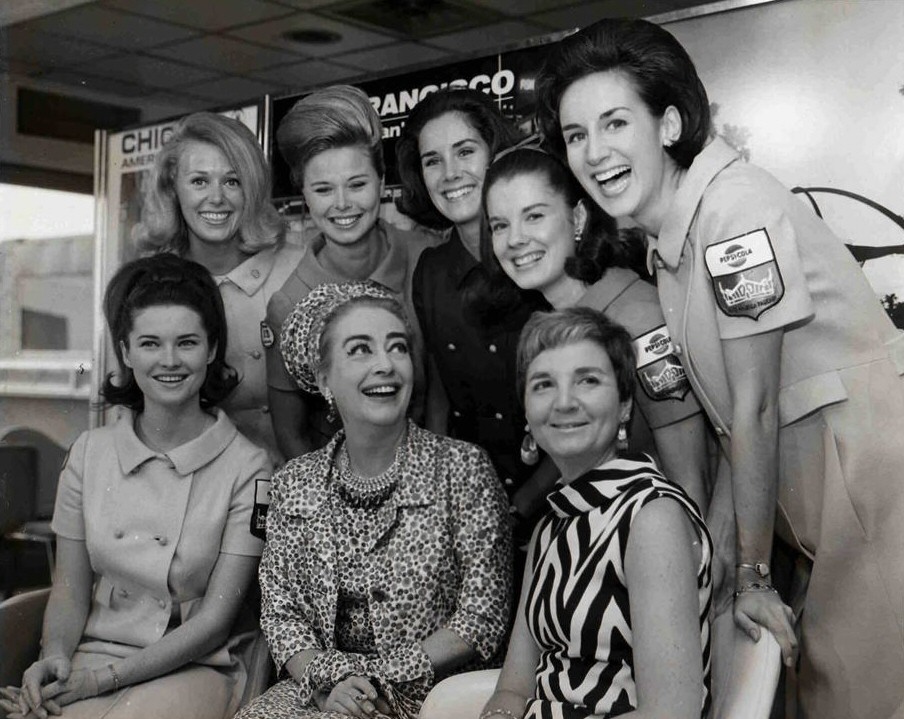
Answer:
top-left (0, 0), bottom-right (720, 120)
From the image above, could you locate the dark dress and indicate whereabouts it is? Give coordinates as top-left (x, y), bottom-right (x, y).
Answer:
top-left (411, 229), bottom-right (548, 517)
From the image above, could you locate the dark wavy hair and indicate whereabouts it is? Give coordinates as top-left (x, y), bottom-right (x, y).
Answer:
top-left (517, 306), bottom-right (636, 405)
top-left (395, 88), bottom-right (522, 229)
top-left (469, 147), bottom-right (647, 317)
top-left (536, 18), bottom-right (711, 168)
top-left (101, 254), bottom-right (238, 411)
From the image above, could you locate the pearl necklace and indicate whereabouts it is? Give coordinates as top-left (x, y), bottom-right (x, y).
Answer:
top-left (335, 442), bottom-right (401, 509)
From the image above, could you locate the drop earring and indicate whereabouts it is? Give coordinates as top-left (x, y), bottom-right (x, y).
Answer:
top-left (324, 387), bottom-right (338, 424)
top-left (616, 421), bottom-right (629, 453)
top-left (520, 425), bottom-right (539, 466)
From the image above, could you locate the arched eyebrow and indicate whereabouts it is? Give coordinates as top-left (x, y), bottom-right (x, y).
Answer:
top-left (561, 106), bottom-right (628, 134)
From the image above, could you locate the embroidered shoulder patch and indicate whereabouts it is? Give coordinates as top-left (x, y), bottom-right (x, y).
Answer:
top-left (632, 325), bottom-right (690, 402)
top-left (260, 321), bottom-right (275, 348)
top-left (250, 478), bottom-right (272, 540)
top-left (704, 228), bottom-right (785, 319)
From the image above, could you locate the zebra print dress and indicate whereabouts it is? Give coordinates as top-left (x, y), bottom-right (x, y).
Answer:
top-left (524, 455), bottom-right (713, 719)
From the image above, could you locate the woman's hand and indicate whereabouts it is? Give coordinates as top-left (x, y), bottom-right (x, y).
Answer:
top-left (19, 656), bottom-right (70, 717)
top-left (313, 676), bottom-right (383, 717)
top-left (40, 667), bottom-right (102, 707)
top-left (734, 589), bottom-right (797, 666)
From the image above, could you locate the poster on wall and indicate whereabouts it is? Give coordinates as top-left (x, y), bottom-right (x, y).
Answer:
top-left (90, 103), bottom-right (263, 426)
top-left (269, 35), bottom-right (565, 216)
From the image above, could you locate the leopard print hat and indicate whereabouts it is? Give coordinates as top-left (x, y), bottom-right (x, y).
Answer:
top-left (279, 280), bottom-right (396, 394)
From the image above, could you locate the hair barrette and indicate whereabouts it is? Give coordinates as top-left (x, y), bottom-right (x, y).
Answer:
top-left (492, 133), bottom-right (548, 163)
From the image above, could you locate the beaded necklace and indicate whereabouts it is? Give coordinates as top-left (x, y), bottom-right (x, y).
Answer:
top-left (335, 441), bottom-right (402, 509)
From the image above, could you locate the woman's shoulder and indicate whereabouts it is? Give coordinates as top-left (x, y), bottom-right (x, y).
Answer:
top-left (270, 442), bottom-right (336, 513)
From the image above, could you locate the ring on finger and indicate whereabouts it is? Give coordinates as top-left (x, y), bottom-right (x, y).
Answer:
top-left (354, 693), bottom-right (367, 702)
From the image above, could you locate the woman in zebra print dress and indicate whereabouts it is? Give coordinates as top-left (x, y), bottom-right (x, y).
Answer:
top-left (482, 307), bottom-right (712, 719)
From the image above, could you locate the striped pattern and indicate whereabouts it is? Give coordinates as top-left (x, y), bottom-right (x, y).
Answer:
top-left (524, 455), bottom-right (712, 719)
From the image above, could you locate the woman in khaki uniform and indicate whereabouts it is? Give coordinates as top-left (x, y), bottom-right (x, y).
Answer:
top-left (536, 17), bottom-right (904, 719)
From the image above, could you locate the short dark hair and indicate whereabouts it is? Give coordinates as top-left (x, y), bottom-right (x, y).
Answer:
top-left (537, 18), bottom-right (711, 168)
top-left (516, 306), bottom-right (636, 404)
top-left (468, 147), bottom-right (645, 317)
top-left (101, 254), bottom-right (238, 410)
top-left (395, 88), bottom-right (522, 229)
top-left (277, 84), bottom-right (384, 192)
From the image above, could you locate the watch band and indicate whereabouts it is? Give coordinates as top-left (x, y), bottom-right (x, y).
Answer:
top-left (736, 561), bottom-right (770, 578)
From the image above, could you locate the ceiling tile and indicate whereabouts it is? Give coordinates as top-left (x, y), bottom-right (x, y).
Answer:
top-left (101, 0), bottom-right (295, 32)
top-left (34, 68), bottom-right (153, 97)
top-left (228, 12), bottom-right (396, 58)
top-left (1, 26), bottom-right (118, 69)
top-left (531, 0), bottom-right (706, 29)
top-left (180, 75), bottom-right (284, 104)
top-left (76, 53), bottom-right (221, 89)
top-left (25, 5), bottom-right (198, 50)
top-left (152, 36), bottom-right (304, 73)
top-left (458, 0), bottom-right (568, 16)
top-left (425, 19), bottom-right (548, 53)
top-left (250, 59), bottom-right (361, 89)
top-left (335, 41), bottom-right (450, 73)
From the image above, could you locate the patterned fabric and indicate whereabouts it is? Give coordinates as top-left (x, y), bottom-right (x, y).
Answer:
top-left (524, 455), bottom-right (712, 719)
top-left (279, 280), bottom-right (396, 394)
top-left (235, 422), bottom-right (512, 719)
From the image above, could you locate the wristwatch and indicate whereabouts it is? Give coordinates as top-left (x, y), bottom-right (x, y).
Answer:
top-left (736, 561), bottom-right (770, 578)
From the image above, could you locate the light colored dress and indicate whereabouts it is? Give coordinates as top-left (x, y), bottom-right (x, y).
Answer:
top-left (49, 409), bottom-right (269, 718)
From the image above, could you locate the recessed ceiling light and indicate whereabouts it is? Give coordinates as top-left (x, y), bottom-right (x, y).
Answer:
top-left (281, 28), bottom-right (343, 45)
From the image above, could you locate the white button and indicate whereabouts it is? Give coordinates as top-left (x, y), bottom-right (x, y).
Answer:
top-left (452, 411), bottom-right (461, 418)
top-left (261, 405), bottom-right (270, 414)
top-left (715, 427), bottom-right (726, 436)
top-left (504, 477), bottom-right (513, 486)
top-left (488, 344), bottom-right (497, 353)
top-left (494, 412), bottom-right (503, 420)
top-left (158, 599), bottom-right (167, 609)
top-left (447, 343), bottom-right (456, 351)
top-left (157, 536), bottom-right (169, 546)
top-left (673, 343), bottom-right (682, 356)
top-left (251, 350), bottom-right (262, 360)
top-left (251, 269), bottom-right (261, 279)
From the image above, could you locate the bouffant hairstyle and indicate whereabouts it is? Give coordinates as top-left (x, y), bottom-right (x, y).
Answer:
top-left (395, 88), bottom-right (522, 229)
top-left (276, 84), bottom-right (384, 192)
top-left (101, 254), bottom-right (238, 411)
top-left (536, 18), bottom-right (711, 168)
top-left (132, 112), bottom-right (284, 255)
top-left (516, 306), bottom-right (636, 405)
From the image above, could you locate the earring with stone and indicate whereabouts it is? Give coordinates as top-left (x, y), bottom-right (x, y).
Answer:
top-left (520, 424), bottom-right (539, 466)
top-left (616, 418), bottom-right (630, 453)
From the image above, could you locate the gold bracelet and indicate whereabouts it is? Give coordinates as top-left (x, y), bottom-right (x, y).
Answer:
top-left (108, 664), bottom-right (121, 692)
top-left (479, 709), bottom-right (522, 719)
top-left (733, 580), bottom-right (777, 600)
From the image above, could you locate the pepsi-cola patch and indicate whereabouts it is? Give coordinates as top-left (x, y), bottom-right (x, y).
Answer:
top-left (260, 321), bottom-right (275, 348)
top-left (632, 325), bottom-right (690, 402)
top-left (250, 478), bottom-right (272, 540)
top-left (704, 229), bottom-right (784, 320)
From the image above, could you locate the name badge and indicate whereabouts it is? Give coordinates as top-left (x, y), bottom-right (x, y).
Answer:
top-left (704, 228), bottom-right (784, 320)
top-left (632, 325), bottom-right (690, 402)
top-left (250, 478), bottom-right (272, 540)
top-left (260, 321), bottom-right (275, 348)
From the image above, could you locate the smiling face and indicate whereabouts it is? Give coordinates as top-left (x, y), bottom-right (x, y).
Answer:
top-left (122, 304), bottom-right (215, 415)
top-left (418, 111), bottom-right (491, 235)
top-left (302, 146), bottom-right (382, 248)
top-left (559, 70), bottom-right (679, 234)
top-left (319, 305), bottom-right (413, 435)
top-left (487, 169), bottom-right (584, 303)
top-left (524, 339), bottom-right (631, 480)
top-left (174, 140), bottom-right (245, 250)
